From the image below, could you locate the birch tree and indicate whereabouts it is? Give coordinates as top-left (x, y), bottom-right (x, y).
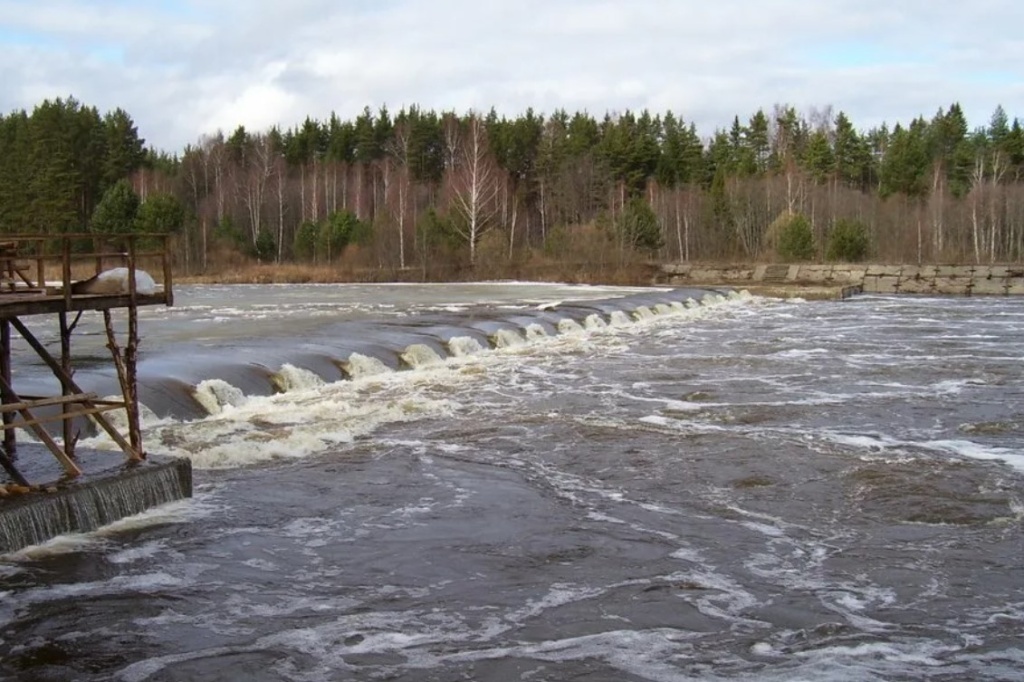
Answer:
top-left (446, 114), bottom-right (502, 264)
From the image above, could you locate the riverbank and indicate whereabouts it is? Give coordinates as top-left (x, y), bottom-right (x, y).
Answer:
top-left (661, 263), bottom-right (1024, 297)
top-left (173, 262), bottom-right (663, 286)
top-left (172, 261), bottom-right (1024, 299)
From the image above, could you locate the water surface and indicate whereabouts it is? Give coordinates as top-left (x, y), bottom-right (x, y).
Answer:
top-left (1, 285), bottom-right (1022, 681)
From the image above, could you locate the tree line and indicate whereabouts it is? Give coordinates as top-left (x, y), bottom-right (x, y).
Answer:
top-left (1, 96), bottom-right (1023, 275)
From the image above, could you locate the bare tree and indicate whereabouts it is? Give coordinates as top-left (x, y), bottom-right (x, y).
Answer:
top-left (387, 122), bottom-right (414, 269)
top-left (446, 114), bottom-right (502, 264)
top-left (237, 133), bottom-right (275, 248)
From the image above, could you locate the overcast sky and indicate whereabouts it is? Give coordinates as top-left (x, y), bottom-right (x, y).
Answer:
top-left (2, 0), bottom-right (1021, 151)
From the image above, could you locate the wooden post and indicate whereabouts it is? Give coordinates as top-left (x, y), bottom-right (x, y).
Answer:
top-left (0, 449), bottom-right (28, 487)
top-left (1, 319), bottom-right (15, 458)
top-left (35, 238), bottom-right (45, 291)
top-left (59, 312), bottom-right (79, 459)
top-left (102, 307), bottom-right (144, 461)
top-left (124, 238), bottom-right (143, 455)
top-left (162, 234), bottom-right (174, 306)
top-left (62, 237), bottom-right (72, 309)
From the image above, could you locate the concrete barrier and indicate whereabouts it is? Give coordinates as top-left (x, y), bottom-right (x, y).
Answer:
top-left (1, 456), bottom-right (192, 555)
top-left (660, 262), bottom-right (1024, 296)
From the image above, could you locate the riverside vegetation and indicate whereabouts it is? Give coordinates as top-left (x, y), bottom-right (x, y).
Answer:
top-left (2, 98), bottom-right (1023, 283)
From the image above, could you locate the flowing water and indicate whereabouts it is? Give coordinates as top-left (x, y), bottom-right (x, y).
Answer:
top-left (1, 283), bottom-right (1022, 681)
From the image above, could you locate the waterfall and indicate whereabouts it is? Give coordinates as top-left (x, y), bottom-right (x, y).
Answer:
top-left (400, 344), bottom-right (444, 368)
top-left (557, 318), bottom-right (585, 334)
top-left (0, 458), bottom-right (192, 555)
top-left (447, 336), bottom-right (485, 357)
top-left (524, 323), bottom-right (549, 341)
top-left (491, 329), bottom-right (526, 349)
top-left (192, 379), bottom-right (247, 416)
top-left (339, 353), bottom-right (393, 379)
top-left (609, 311), bottom-right (632, 326)
top-left (633, 306), bottom-right (657, 321)
top-left (271, 364), bottom-right (325, 393)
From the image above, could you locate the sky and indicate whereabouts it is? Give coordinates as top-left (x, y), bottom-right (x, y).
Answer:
top-left (1, 0), bottom-right (1022, 152)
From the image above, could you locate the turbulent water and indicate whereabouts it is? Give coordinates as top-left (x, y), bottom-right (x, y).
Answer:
top-left (1, 283), bottom-right (1022, 681)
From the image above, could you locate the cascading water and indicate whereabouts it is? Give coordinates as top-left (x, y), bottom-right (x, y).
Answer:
top-left (633, 305), bottom-right (657, 321)
top-left (270, 363), bottom-right (325, 393)
top-left (3, 285), bottom-right (737, 555)
top-left (401, 344), bottom-right (445, 368)
top-left (339, 353), bottom-right (393, 379)
top-left (447, 336), bottom-right (486, 357)
top-left (524, 323), bottom-right (549, 340)
top-left (556, 318), bottom-right (585, 334)
top-left (192, 379), bottom-right (247, 416)
top-left (492, 328), bottom-right (526, 348)
top-left (0, 459), bottom-right (191, 554)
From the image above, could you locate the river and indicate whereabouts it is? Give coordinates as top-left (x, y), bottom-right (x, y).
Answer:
top-left (1, 283), bottom-right (1022, 681)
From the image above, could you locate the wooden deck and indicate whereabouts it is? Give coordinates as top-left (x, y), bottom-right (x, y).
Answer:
top-left (0, 291), bottom-right (169, 317)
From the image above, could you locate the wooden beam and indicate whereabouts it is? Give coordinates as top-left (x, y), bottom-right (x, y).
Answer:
top-left (0, 449), bottom-right (28, 487)
top-left (0, 374), bottom-right (82, 478)
top-left (7, 403), bottom-right (124, 430)
top-left (1, 319), bottom-right (14, 456)
top-left (17, 395), bottom-right (120, 406)
top-left (0, 392), bottom-right (100, 413)
top-left (0, 292), bottom-right (167, 318)
top-left (8, 317), bottom-right (141, 461)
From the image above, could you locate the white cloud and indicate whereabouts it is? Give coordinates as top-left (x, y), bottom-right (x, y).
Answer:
top-left (1, 0), bottom-right (1022, 150)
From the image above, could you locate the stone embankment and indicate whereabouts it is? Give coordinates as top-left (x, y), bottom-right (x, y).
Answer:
top-left (660, 263), bottom-right (1024, 299)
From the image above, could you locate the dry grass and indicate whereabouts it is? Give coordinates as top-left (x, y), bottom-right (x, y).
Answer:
top-left (175, 256), bottom-right (663, 287)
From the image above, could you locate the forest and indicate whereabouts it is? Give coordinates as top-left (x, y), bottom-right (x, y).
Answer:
top-left (1, 97), bottom-right (1023, 279)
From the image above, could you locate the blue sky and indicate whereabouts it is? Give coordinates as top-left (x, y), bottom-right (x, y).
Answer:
top-left (1, 0), bottom-right (1021, 151)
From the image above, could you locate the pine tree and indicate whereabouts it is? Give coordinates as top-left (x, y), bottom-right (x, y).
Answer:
top-left (91, 179), bottom-right (140, 234)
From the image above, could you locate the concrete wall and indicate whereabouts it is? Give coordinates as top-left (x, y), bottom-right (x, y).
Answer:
top-left (662, 263), bottom-right (1024, 296)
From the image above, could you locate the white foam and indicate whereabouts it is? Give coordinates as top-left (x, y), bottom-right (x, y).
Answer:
top-left (524, 323), bottom-right (549, 340)
top-left (447, 336), bottom-right (485, 357)
top-left (272, 363), bottom-right (325, 392)
top-left (821, 430), bottom-right (1024, 473)
top-left (192, 379), bottom-right (247, 416)
top-left (106, 540), bottom-right (171, 565)
top-left (401, 343), bottom-right (444, 368)
top-left (340, 353), bottom-right (392, 379)
top-left (492, 328), bottom-right (526, 348)
top-left (126, 377), bottom-right (464, 469)
top-left (584, 313), bottom-right (608, 330)
top-left (924, 439), bottom-right (1024, 473)
top-left (557, 318), bottom-right (585, 334)
top-left (609, 311), bottom-right (633, 326)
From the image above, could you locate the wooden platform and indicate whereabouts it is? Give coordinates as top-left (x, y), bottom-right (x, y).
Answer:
top-left (0, 233), bottom-right (174, 488)
top-left (0, 291), bottom-right (169, 317)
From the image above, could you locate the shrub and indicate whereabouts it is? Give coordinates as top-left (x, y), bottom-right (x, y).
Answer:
top-left (826, 219), bottom-right (870, 262)
top-left (253, 230), bottom-right (277, 263)
top-left (293, 221), bottom-right (319, 262)
top-left (776, 213), bottom-right (815, 261)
